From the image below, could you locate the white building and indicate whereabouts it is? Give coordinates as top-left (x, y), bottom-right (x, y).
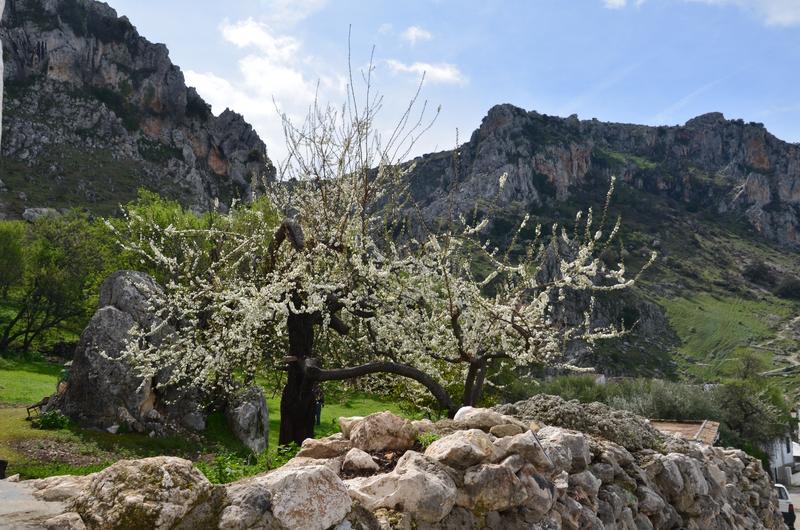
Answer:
top-left (764, 435), bottom-right (794, 486)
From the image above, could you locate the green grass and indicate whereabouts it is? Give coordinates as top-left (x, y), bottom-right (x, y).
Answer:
top-left (0, 358), bottom-right (407, 480)
top-left (660, 293), bottom-right (794, 380)
top-left (0, 358), bottom-right (64, 404)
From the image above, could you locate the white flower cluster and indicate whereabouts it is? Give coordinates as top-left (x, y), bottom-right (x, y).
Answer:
top-left (109, 85), bottom-right (650, 410)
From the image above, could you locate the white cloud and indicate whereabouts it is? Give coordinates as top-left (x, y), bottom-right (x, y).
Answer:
top-left (258, 0), bottom-right (327, 26)
top-left (688, 0), bottom-right (800, 26)
top-left (185, 18), bottom-right (343, 162)
top-left (221, 18), bottom-right (300, 61)
top-left (603, 0), bottom-right (800, 26)
top-left (386, 59), bottom-right (467, 85)
top-left (378, 23), bottom-right (393, 34)
top-left (401, 26), bottom-right (433, 45)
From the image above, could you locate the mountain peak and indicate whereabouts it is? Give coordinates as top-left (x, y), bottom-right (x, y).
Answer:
top-left (0, 0), bottom-right (274, 217)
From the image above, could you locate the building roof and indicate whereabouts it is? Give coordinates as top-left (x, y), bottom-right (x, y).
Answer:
top-left (650, 420), bottom-right (720, 445)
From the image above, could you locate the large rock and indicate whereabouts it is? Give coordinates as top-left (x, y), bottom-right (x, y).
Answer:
top-left (345, 451), bottom-right (457, 523)
top-left (424, 429), bottom-right (496, 469)
top-left (70, 457), bottom-right (225, 530)
top-left (296, 435), bottom-right (352, 459)
top-left (348, 411), bottom-right (418, 452)
top-left (218, 478), bottom-right (276, 530)
top-left (58, 271), bottom-right (204, 435)
top-left (342, 448), bottom-right (380, 474)
top-left (226, 387), bottom-right (270, 454)
top-left (459, 463), bottom-right (528, 512)
top-left (252, 465), bottom-right (351, 530)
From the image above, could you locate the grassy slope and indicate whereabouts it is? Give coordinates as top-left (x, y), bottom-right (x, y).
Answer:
top-left (0, 358), bottom-right (406, 479)
top-left (503, 162), bottom-right (800, 389)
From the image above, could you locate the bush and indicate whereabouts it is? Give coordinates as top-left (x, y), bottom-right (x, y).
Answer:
top-left (32, 410), bottom-right (71, 430)
top-left (774, 277), bottom-right (800, 300)
top-left (196, 442), bottom-right (300, 484)
top-left (742, 260), bottom-right (775, 287)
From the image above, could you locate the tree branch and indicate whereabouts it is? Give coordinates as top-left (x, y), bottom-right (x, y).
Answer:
top-left (303, 359), bottom-right (458, 416)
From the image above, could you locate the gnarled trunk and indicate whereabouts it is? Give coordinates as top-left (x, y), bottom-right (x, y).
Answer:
top-left (278, 309), bottom-right (318, 446)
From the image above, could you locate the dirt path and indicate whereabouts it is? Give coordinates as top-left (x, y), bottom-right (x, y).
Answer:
top-left (0, 480), bottom-right (65, 529)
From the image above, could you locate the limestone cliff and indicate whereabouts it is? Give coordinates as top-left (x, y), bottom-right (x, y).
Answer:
top-left (0, 0), bottom-right (274, 217)
top-left (407, 104), bottom-right (800, 248)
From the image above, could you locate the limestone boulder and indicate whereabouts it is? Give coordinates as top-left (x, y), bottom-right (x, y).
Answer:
top-left (253, 465), bottom-right (351, 530)
top-left (342, 448), bottom-right (380, 474)
top-left (44, 513), bottom-right (87, 530)
top-left (296, 436), bottom-right (352, 459)
top-left (32, 475), bottom-right (92, 503)
top-left (458, 463), bottom-right (528, 512)
top-left (348, 412), bottom-right (418, 452)
top-left (70, 457), bottom-right (225, 530)
top-left (58, 271), bottom-right (206, 435)
top-left (226, 387), bottom-right (269, 454)
top-left (424, 429), bottom-right (496, 469)
top-left (345, 451), bottom-right (457, 523)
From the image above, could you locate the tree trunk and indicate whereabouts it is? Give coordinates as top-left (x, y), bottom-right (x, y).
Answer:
top-left (278, 308), bottom-right (318, 446)
top-left (463, 362), bottom-right (478, 407)
top-left (470, 362), bottom-right (487, 406)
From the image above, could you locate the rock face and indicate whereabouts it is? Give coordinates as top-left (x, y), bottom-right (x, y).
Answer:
top-left (406, 104), bottom-right (800, 249)
top-left (55, 270), bottom-right (206, 435)
top-left (0, 0), bottom-right (274, 219)
top-left (225, 387), bottom-right (270, 454)
top-left (71, 457), bottom-right (224, 530)
top-left (54, 270), bottom-right (269, 450)
top-left (15, 406), bottom-right (786, 529)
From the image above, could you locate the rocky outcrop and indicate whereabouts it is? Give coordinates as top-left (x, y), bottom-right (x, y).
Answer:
top-left (53, 270), bottom-right (206, 435)
top-left (225, 387), bottom-right (270, 454)
top-left (406, 104), bottom-right (800, 249)
top-left (18, 403), bottom-right (785, 529)
top-left (0, 0), bottom-right (274, 218)
top-left (53, 270), bottom-right (268, 452)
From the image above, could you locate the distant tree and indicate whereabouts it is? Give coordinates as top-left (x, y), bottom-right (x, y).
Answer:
top-left (0, 213), bottom-right (111, 353)
top-left (0, 221), bottom-right (25, 298)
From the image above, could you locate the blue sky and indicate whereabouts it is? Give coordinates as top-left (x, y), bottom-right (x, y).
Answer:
top-left (104, 0), bottom-right (800, 161)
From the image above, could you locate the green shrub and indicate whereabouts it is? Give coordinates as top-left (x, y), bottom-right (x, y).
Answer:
top-left (196, 442), bottom-right (300, 484)
top-left (417, 431), bottom-right (440, 449)
top-left (774, 277), bottom-right (800, 300)
top-left (32, 410), bottom-right (70, 430)
top-left (742, 260), bottom-right (775, 287)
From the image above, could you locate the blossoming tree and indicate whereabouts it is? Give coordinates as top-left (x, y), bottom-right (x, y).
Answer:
top-left (114, 75), bottom-right (653, 445)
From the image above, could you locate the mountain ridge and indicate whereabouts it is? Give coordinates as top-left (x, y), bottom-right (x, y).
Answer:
top-left (405, 102), bottom-right (800, 249)
top-left (0, 0), bottom-right (274, 217)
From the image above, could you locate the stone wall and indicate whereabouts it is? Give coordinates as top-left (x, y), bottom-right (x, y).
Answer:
top-left (25, 400), bottom-right (785, 530)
